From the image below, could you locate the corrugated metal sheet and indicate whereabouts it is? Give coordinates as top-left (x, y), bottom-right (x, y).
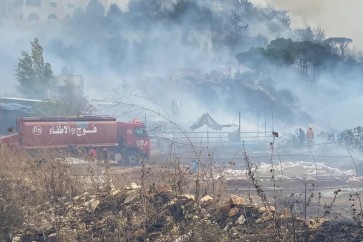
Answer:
top-left (0, 103), bottom-right (33, 113)
top-left (0, 97), bottom-right (42, 135)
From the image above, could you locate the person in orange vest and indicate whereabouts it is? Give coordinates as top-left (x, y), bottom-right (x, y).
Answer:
top-left (306, 126), bottom-right (314, 147)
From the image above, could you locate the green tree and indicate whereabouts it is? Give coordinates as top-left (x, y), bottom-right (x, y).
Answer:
top-left (313, 25), bottom-right (326, 43)
top-left (325, 37), bottom-right (353, 59)
top-left (15, 51), bottom-right (35, 95)
top-left (15, 38), bottom-right (54, 99)
top-left (236, 38), bottom-right (338, 81)
top-left (31, 38), bottom-right (45, 81)
top-left (85, 0), bottom-right (105, 19)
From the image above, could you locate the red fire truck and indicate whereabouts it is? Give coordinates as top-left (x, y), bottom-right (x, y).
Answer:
top-left (0, 115), bottom-right (150, 164)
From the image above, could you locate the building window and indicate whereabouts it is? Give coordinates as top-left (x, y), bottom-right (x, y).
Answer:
top-left (48, 14), bottom-right (57, 20)
top-left (12, 0), bottom-right (23, 8)
top-left (25, 0), bottom-right (41, 7)
top-left (28, 12), bottom-right (39, 20)
top-left (67, 3), bottom-right (75, 9)
top-left (49, 2), bottom-right (57, 8)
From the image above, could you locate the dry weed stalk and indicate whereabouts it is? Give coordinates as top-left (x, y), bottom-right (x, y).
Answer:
top-left (322, 189), bottom-right (341, 217)
top-left (243, 141), bottom-right (283, 241)
top-left (349, 191), bottom-right (363, 226)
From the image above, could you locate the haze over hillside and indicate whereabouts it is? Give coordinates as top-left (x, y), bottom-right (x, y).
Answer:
top-left (1, 0), bottom-right (362, 133)
top-left (251, 0), bottom-right (363, 51)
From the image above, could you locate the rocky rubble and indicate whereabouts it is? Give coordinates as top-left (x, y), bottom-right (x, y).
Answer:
top-left (12, 183), bottom-right (363, 242)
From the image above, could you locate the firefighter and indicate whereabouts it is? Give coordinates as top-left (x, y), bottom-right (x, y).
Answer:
top-left (298, 128), bottom-right (305, 145)
top-left (102, 148), bottom-right (109, 170)
top-left (306, 126), bottom-right (314, 148)
top-left (89, 146), bottom-right (97, 162)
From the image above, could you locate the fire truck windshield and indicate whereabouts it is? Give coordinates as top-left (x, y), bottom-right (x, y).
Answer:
top-left (133, 128), bottom-right (146, 137)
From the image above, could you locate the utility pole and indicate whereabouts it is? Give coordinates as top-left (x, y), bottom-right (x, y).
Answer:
top-left (264, 112), bottom-right (267, 139)
top-left (271, 112), bottom-right (274, 131)
top-left (239, 112), bottom-right (241, 142)
top-left (257, 111), bottom-right (260, 139)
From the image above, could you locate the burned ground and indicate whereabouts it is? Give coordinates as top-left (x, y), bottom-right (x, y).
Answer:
top-left (1, 145), bottom-right (363, 242)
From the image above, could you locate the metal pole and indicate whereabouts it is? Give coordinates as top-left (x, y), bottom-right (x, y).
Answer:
top-left (272, 112), bottom-right (274, 131)
top-left (239, 112), bottom-right (241, 142)
top-left (304, 182), bottom-right (307, 223)
top-left (264, 112), bottom-right (267, 140)
top-left (257, 111), bottom-right (259, 139)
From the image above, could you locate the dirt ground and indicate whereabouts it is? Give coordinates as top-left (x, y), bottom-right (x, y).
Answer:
top-left (2, 143), bottom-right (363, 241)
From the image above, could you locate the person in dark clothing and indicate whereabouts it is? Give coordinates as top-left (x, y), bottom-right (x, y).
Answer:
top-left (298, 128), bottom-right (305, 145)
top-left (102, 148), bottom-right (110, 171)
top-left (102, 148), bottom-right (108, 161)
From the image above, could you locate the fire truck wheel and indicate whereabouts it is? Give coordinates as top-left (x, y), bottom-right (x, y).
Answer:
top-left (114, 153), bottom-right (123, 164)
top-left (125, 151), bottom-right (140, 166)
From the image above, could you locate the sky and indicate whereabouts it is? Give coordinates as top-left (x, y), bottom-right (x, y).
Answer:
top-left (250, 0), bottom-right (363, 51)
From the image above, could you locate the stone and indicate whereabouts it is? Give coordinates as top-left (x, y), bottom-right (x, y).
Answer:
top-left (133, 228), bottom-right (145, 238)
top-left (83, 198), bottom-right (100, 212)
top-left (256, 211), bottom-right (273, 223)
top-left (200, 195), bottom-right (213, 205)
top-left (131, 214), bottom-right (144, 226)
top-left (219, 203), bottom-right (231, 214)
top-left (125, 182), bottom-right (141, 190)
top-left (307, 234), bottom-right (316, 242)
top-left (258, 205), bottom-right (276, 213)
top-left (174, 232), bottom-right (192, 242)
top-left (308, 218), bottom-right (327, 229)
top-left (124, 192), bottom-right (139, 204)
top-left (180, 194), bottom-right (195, 201)
top-left (228, 207), bottom-right (240, 217)
top-left (111, 189), bottom-right (120, 196)
top-left (279, 208), bottom-right (290, 219)
top-left (73, 195), bottom-right (81, 201)
top-left (295, 217), bottom-right (304, 223)
top-left (157, 184), bottom-right (172, 194)
top-left (236, 214), bottom-right (246, 225)
top-left (223, 222), bottom-right (233, 231)
top-left (230, 194), bottom-right (244, 206)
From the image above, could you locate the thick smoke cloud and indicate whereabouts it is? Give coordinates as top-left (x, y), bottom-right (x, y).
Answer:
top-left (0, 0), bottom-right (362, 135)
top-left (250, 0), bottom-right (363, 50)
top-left (250, 0), bottom-right (363, 131)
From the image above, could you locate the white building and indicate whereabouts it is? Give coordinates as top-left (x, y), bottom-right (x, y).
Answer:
top-left (49, 74), bottom-right (85, 99)
top-left (1, 0), bottom-right (129, 21)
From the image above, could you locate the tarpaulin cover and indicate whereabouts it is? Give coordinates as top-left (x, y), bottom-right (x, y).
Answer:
top-left (190, 113), bottom-right (236, 130)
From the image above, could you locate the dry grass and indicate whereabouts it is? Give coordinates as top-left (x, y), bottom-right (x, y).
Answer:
top-left (0, 144), bottom-right (363, 241)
